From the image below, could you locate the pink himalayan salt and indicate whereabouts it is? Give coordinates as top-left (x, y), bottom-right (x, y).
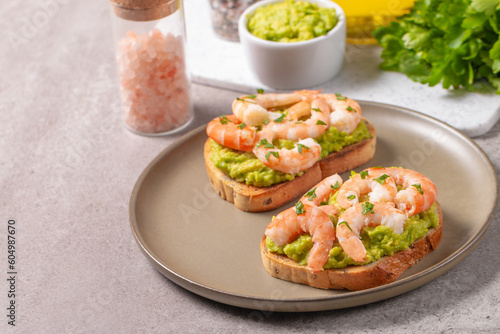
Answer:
top-left (117, 29), bottom-right (191, 134)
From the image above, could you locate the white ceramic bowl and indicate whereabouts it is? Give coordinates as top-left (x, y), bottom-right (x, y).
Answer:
top-left (238, 0), bottom-right (346, 90)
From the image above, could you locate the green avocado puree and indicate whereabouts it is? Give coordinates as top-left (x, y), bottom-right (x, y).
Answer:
top-left (247, 0), bottom-right (338, 42)
top-left (209, 139), bottom-right (303, 187)
top-left (209, 121), bottom-right (371, 187)
top-left (266, 203), bottom-right (439, 269)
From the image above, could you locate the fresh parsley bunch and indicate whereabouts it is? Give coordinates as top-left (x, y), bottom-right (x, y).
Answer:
top-left (373, 0), bottom-right (500, 94)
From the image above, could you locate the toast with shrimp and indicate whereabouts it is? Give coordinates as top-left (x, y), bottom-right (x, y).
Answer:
top-left (260, 167), bottom-right (443, 291)
top-left (204, 90), bottom-right (376, 212)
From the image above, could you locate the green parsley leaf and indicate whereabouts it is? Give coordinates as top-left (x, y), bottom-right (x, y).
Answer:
top-left (257, 88), bottom-right (264, 94)
top-left (236, 97), bottom-right (256, 104)
top-left (305, 187), bottom-right (317, 201)
top-left (374, 174), bottom-right (390, 185)
top-left (412, 183), bottom-right (424, 195)
top-left (246, 94), bottom-right (257, 99)
top-left (255, 138), bottom-right (274, 149)
top-left (312, 108), bottom-right (321, 112)
top-left (335, 93), bottom-right (346, 100)
top-left (273, 113), bottom-right (286, 123)
top-left (297, 143), bottom-right (310, 154)
top-left (338, 221), bottom-right (353, 231)
top-left (316, 120), bottom-right (327, 126)
top-left (346, 106), bottom-right (356, 112)
top-left (263, 118), bottom-right (270, 125)
top-left (331, 181), bottom-right (340, 190)
top-left (295, 201), bottom-right (305, 215)
top-left (360, 170), bottom-right (369, 179)
top-left (347, 194), bottom-right (356, 200)
top-left (237, 122), bottom-right (246, 129)
top-left (219, 115), bottom-right (229, 124)
top-left (361, 202), bottom-right (375, 215)
top-left (373, 0), bottom-right (500, 94)
top-left (265, 151), bottom-right (279, 161)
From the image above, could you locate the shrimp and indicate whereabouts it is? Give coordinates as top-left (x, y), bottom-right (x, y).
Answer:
top-left (337, 202), bottom-right (408, 262)
top-left (265, 203), bottom-right (335, 272)
top-left (206, 115), bottom-right (272, 152)
top-left (287, 101), bottom-right (312, 121)
top-left (232, 93), bottom-right (303, 126)
top-left (300, 174), bottom-right (343, 216)
top-left (319, 93), bottom-right (362, 134)
top-left (265, 97), bottom-right (331, 141)
top-left (253, 138), bottom-right (321, 174)
top-left (336, 169), bottom-right (398, 209)
top-left (366, 167), bottom-right (437, 216)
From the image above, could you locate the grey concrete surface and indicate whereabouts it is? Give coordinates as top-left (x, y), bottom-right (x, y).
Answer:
top-left (1, 0), bottom-right (499, 333)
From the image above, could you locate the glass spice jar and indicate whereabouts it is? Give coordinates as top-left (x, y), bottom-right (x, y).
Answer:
top-left (209, 0), bottom-right (259, 41)
top-left (110, 0), bottom-right (193, 136)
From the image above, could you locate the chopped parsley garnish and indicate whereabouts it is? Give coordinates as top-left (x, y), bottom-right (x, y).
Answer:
top-left (263, 118), bottom-right (270, 125)
top-left (246, 94), bottom-right (257, 99)
top-left (297, 143), bottom-right (310, 154)
top-left (255, 138), bottom-right (274, 149)
top-left (265, 151), bottom-right (279, 161)
top-left (335, 93), bottom-right (346, 100)
top-left (331, 181), bottom-right (340, 190)
top-left (295, 201), bottom-right (305, 215)
top-left (412, 183), bottom-right (424, 195)
top-left (360, 170), bottom-right (368, 179)
top-left (312, 108), bottom-right (321, 112)
top-left (316, 120), bottom-right (327, 126)
top-left (347, 194), bottom-right (356, 200)
top-left (237, 122), bottom-right (246, 129)
top-left (338, 221), bottom-right (353, 231)
top-left (305, 187), bottom-right (317, 201)
top-left (257, 88), bottom-right (264, 94)
top-left (236, 97), bottom-right (256, 104)
top-left (273, 113), bottom-right (286, 123)
top-left (374, 174), bottom-right (390, 185)
top-left (346, 106), bottom-right (356, 112)
top-left (361, 202), bottom-right (375, 215)
top-left (219, 115), bottom-right (229, 124)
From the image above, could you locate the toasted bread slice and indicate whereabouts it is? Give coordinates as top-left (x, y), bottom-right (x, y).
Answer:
top-left (319, 120), bottom-right (376, 177)
top-left (204, 119), bottom-right (376, 212)
top-left (260, 202), bottom-right (443, 290)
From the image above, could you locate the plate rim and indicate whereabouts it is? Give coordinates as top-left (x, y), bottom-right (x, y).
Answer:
top-left (129, 100), bottom-right (499, 312)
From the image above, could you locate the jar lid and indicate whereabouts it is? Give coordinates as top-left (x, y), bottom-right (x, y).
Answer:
top-left (110, 0), bottom-right (180, 21)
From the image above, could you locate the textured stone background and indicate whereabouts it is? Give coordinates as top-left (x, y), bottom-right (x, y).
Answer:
top-left (1, 0), bottom-right (499, 333)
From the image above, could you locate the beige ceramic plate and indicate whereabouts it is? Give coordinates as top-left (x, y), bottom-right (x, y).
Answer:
top-left (130, 102), bottom-right (498, 312)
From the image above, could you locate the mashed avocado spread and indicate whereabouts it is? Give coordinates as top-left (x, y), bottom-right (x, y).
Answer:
top-left (209, 121), bottom-right (371, 187)
top-left (266, 203), bottom-right (439, 269)
top-left (247, 0), bottom-right (338, 42)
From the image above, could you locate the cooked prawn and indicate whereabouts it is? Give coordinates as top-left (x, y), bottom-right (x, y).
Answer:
top-left (366, 167), bottom-right (437, 216)
top-left (265, 97), bottom-right (331, 141)
top-left (300, 174), bottom-right (343, 216)
top-left (206, 114), bottom-right (272, 152)
top-left (337, 202), bottom-right (408, 262)
top-left (320, 93), bottom-right (362, 134)
top-left (253, 137), bottom-right (321, 174)
top-left (336, 169), bottom-right (398, 209)
top-left (265, 203), bottom-right (335, 272)
top-left (287, 101), bottom-right (312, 121)
top-left (232, 93), bottom-right (303, 126)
